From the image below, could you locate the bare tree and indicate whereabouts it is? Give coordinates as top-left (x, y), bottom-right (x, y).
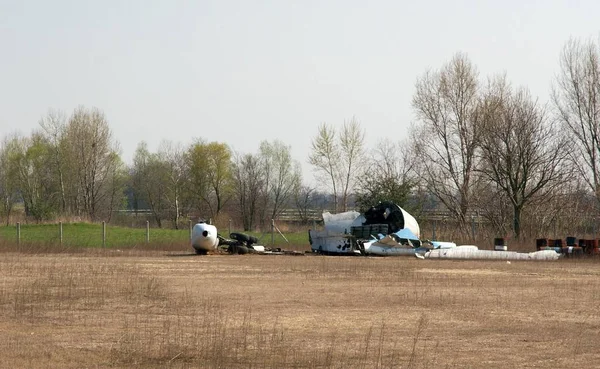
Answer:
top-left (131, 142), bottom-right (169, 227)
top-left (309, 123), bottom-right (340, 211)
top-left (476, 181), bottom-right (512, 237)
top-left (259, 140), bottom-right (302, 222)
top-left (480, 78), bottom-right (567, 238)
top-left (257, 142), bottom-right (273, 228)
top-left (553, 38), bottom-right (600, 203)
top-left (39, 109), bottom-right (68, 213)
top-left (104, 153), bottom-right (127, 223)
top-left (232, 152), bottom-right (264, 231)
top-left (308, 119), bottom-right (365, 212)
top-left (293, 184), bottom-right (316, 224)
top-left (412, 53), bottom-right (482, 236)
top-left (338, 118), bottom-right (365, 211)
top-left (64, 106), bottom-right (123, 221)
top-left (158, 140), bottom-right (186, 228)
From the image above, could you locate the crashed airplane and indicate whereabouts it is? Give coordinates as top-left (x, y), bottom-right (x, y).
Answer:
top-left (191, 221), bottom-right (268, 255)
top-left (309, 202), bottom-right (561, 261)
top-left (309, 201), bottom-right (427, 256)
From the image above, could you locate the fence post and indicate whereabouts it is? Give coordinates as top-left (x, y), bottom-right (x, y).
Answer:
top-left (102, 221), bottom-right (106, 248)
top-left (146, 220), bottom-right (150, 244)
top-left (59, 222), bottom-right (63, 245)
top-left (271, 219), bottom-right (275, 245)
top-left (189, 220), bottom-right (193, 241)
top-left (16, 222), bottom-right (20, 245)
top-left (432, 219), bottom-right (436, 240)
top-left (471, 216), bottom-right (475, 240)
top-left (229, 219), bottom-right (232, 236)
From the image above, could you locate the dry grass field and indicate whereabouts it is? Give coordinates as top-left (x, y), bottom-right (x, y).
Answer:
top-left (1, 245), bottom-right (600, 368)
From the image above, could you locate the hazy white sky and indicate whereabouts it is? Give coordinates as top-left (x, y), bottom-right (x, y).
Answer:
top-left (1, 0), bottom-right (598, 184)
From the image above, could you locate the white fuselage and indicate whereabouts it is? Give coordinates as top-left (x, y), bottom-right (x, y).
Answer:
top-left (309, 206), bottom-right (421, 255)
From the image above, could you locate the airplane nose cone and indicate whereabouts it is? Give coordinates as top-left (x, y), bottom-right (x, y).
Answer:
top-left (192, 223), bottom-right (219, 253)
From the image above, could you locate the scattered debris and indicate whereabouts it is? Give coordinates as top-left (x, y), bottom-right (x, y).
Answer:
top-left (191, 221), bottom-right (303, 256)
top-left (425, 246), bottom-right (561, 261)
top-left (308, 201), bottom-right (562, 261)
top-left (193, 203), bottom-right (600, 262)
top-left (536, 237), bottom-right (599, 256)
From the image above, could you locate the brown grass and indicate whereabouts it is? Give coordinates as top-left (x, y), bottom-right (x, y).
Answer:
top-left (1, 244), bottom-right (600, 368)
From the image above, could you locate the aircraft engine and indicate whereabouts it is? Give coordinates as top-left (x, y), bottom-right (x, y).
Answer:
top-left (191, 223), bottom-right (219, 254)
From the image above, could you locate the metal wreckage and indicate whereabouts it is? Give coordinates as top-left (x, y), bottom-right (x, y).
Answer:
top-left (308, 201), bottom-right (560, 261)
top-left (191, 222), bottom-right (298, 255)
top-left (191, 201), bottom-right (560, 261)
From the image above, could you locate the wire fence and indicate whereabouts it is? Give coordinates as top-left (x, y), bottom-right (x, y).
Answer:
top-left (5, 219), bottom-right (293, 247)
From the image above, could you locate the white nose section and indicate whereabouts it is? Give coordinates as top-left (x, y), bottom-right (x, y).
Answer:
top-left (192, 223), bottom-right (219, 252)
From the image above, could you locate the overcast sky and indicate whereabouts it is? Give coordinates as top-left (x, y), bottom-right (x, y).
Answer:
top-left (1, 0), bottom-right (598, 185)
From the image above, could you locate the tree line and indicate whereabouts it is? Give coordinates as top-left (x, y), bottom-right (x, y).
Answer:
top-left (0, 107), bottom-right (308, 231)
top-left (1, 37), bottom-right (600, 239)
top-left (409, 38), bottom-right (600, 239)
